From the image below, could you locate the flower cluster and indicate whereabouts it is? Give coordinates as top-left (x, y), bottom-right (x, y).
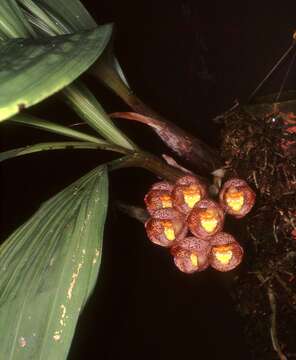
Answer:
top-left (144, 175), bottom-right (255, 273)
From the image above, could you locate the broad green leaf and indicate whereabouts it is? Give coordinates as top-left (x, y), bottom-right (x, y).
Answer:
top-left (11, 114), bottom-right (107, 144)
top-left (0, 165), bottom-right (108, 360)
top-left (19, 1), bottom-right (137, 151)
top-left (22, 0), bottom-right (131, 89)
top-left (0, 0), bottom-right (35, 39)
top-left (0, 141), bottom-right (129, 162)
top-left (32, 0), bottom-right (131, 89)
top-left (18, 0), bottom-right (68, 35)
top-left (21, 8), bottom-right (58, 36)
top-left (34, 0), bottom-right (97, 32)
top-left (0, 24), bottom-right (112, 122)
top-left (63, 82), bottom-right (137, 150)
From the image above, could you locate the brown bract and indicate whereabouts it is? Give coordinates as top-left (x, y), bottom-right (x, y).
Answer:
top-left (187, 199), bottom-right (224, 239)
top-left (209, 232), bottom-right (243, 272)
top-left (219, 178), bottom-right (256, 218)
top-left (145, 208), bottom-right (187, 247)
top-left (171, 236), bottom-right (210, 273)
top-left (172, 175), bottom-right (207, 215)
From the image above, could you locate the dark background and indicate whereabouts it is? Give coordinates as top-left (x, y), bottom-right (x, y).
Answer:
top-left (1, 1), bottom-right (296, 359)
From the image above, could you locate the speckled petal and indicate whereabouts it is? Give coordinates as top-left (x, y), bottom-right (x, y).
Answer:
top-left (209, 232), bottom-right (244, 272)
top-left (172, 175), bottom-right (207, 215)
top-left (219, 178), bottom-right (256, 218)
top-left (187, 199), bottom-right (224, 239)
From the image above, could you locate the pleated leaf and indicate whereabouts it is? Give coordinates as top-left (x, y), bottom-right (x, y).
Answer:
top-left (0, 140), bottom-right (129, 163)
top-left (0, 24), bottom-right (112, 122)
top-left (63, 82), bottom-right (137, 150)
top-left (0, 0), bottom-right (35, 39)
top-left (19, 0), bottom-right (137, 150)
top-left (34, 0), bottom-right (97, 32)
top-left (0, 165), bottom-right (108, 360)
top-left (11, 114), bottom-right (107, 144)
top-left (23, 0), bottom-right (130, 88)
top-left (32, 0), bottom-right (130, 88)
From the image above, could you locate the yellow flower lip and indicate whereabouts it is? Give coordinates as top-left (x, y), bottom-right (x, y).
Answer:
top-left (225, 188), bottom-right (244, 212)
top-left (190, 253), bottom-right (199, 267)
top-left (201, 218), bottom-right (218, 233)
top-left (160, 194), bottom-right (173, 208)
top-left (199, 209), bottom-right (218, 232)
top-left (213, 245), bottom-right (233, 264)
top-left (162, 220), bottom-right (175, 241)
top-left (219, 179), bottom-right (255, 219)
top-left (183, 185), bottom-right (201, 208)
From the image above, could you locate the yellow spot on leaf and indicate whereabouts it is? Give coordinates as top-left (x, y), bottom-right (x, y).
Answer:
top-left (19, 337), bottom-right (26, 348)
top-left (53, 333), bottom-right (61, 342)
top-left (92, 249), bottom-right (100, 265)
top-left (60, 305), bottom-right (67, 326)
top-left (67, 262), bottom-right (83, 300)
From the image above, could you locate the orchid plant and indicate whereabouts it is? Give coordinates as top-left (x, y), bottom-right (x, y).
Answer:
top-left (1, 1), bottom-right (294, 360)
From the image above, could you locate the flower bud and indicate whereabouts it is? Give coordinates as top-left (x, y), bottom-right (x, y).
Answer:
top-left (172, 175), bottom-right (207, 214)
top-left (219, 178), bottom-right (255, 218)
top-left (209, 232), bottom-right (243, 272)
top-left (144, 181), bottom-right (174, 215)
top-left (145, 208), bottom-right (187, 247)
top-left (171, 237), bottom-right (210, 273)
top-left (187, 199), bottom-right (224, 239)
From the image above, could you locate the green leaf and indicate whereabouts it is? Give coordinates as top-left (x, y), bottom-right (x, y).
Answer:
top-left (31, 0), bottom-right (131, 89)
top-left (11, 114), bottom-right (107, 144)
top-left (0, 141), bottom-right (130, 162)
top-left (33, 0), bottom-right (97, 32)
top-left (0, 165), bottom-right (108, 360)
top-left (63, 82), bottom-right (137, 150)
top-left (18, 0), bottom-right (95, 36)
top-left (19, 1), bottom-right (137, 151)
top-left (18, 0), bottom-right (68, 35)
top-left (0, 24), bottom-right (113, 122)
top-left (0, 0), bottom-right (35, 39)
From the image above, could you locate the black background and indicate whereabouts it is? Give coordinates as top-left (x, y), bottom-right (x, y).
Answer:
top-left (1, 1), bottom-right (296, 359)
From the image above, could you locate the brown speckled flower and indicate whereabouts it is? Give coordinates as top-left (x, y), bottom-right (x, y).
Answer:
top-left (219, 178), bottom-right (256, 218)
top-left (145, 208), bottom-right (187, 247)
top-left (172, 175), bottom-right (207, 215)
top-left (187, 199), bottom-right (224, 239)
top-left (144, 181), bottom-right (174, 215)
top-left (171, 236), bottom-right (210, 273)
top-left (209, 232), bottom-right (243, 272)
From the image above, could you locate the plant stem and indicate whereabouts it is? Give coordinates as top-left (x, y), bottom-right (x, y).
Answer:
top-left (107, 151), bottom-right (186, 182)
top-left (90, 59), bottom-right (222, 175)
top-left (116, 202), bottom-right (149, 224)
